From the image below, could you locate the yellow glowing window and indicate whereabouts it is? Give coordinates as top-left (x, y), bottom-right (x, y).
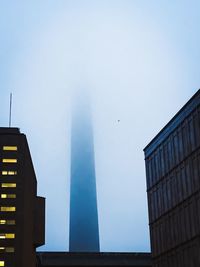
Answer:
top-left (0, 207), bottom-right (16, 212)
top-left (0, 261), bottom-right (4, 266)
top-left (0, 220), bottom-right (15, 225)
top-left (0, 233), bottom-right (15, 239)
top-left (1, 183), bottom-right (16, 188)
top-left (2, 171), bottom-right (17, 175)
top-left (2, 159), bottom-right (17, 163)
top-left (0, 247), bottom-right (15, 253)
top-left (1, 194), bottom-right (16, 199)
top-left (3, 146), bottom-right (17, 151)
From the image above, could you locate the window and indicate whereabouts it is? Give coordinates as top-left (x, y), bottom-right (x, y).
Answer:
top-left (2, 171), bottom-right (17, 175)
top-left (6, 220), bottom-right (15, 225)
top-left (1, 194), bottom-right (16, 199)
top-left (0, 207), bottom-right (16, 212)
top-left (2, 159), bottom-right (17, 163)
top-left (1, 183), bottom-right (16, 188)
top-left (0, 261), bottom-right (4, 266)
top-left (3, 146), bottom-right (17, 151)
top-left (0, 247), bottom-right (14, 253)
top-left (7, 220), bottom-right (15, 225)
top-left (0, 233), bottom-right (15, 239)
top-left (0, 220), bottom-right (15, 225)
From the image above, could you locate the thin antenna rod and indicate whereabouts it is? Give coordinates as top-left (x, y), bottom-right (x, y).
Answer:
top-left (9, 93), bottom-right (12, 127)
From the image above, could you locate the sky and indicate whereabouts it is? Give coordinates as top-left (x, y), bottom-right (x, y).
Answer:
top-left (0, 0), bottom-right (200, 252)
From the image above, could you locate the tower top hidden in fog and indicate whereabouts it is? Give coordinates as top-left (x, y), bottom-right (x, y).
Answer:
top-left (69, 91), bottom-right (100, 252)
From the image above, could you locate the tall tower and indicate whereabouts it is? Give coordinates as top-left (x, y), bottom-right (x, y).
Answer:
top-left (69, 93), bottom-right (100, 252)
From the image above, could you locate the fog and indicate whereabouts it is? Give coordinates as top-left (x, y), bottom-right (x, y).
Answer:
top-left (0, 1), bottom-right (200, 251)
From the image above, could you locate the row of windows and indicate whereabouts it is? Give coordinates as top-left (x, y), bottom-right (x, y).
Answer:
top-left (146, 109), bottom-right (200, 189)
top-left (0, 234), bottom-right (15, 239)
top-left (0, 247), bottom-right (14, 253)
top-left (148, 150), bottom-right (200, 222)
top-left (1, 194), bottom-right (16, 199)
top-left (3, 146), bottom-right (17, 151)
top-left (1, 171), bottom-right (17, 176)
top-left (150, 196), bottom-right (198, 257)
top-left (0, 146), bottom-right (18, 266)
top-left (2, 159), bottom-right (17, 163)
top-left (0, 207), bottom-right (16, 212)
top-left (1, 183), bottom-right (16, 188)
top-left (0, 220), bottom-right (15, 225)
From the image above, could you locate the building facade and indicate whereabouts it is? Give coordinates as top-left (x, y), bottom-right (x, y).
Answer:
top-left (37, 252), bottom-right (152, 267)
top-left (144, 90), bottom-right (200, 266)
top-left (69, 95), bottom-right (99, 252)
top-left (0, 127), bottom-right (45, 267)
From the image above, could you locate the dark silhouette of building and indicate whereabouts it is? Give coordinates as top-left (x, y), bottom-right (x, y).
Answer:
top-left (37, 252), bottom-right (152, 267)
top-left (0, 127), bottom-right (45, 267)
top-left (144, 89), bottom-right (200, 266)
top-left (69, 94), bottom-right (99, 252)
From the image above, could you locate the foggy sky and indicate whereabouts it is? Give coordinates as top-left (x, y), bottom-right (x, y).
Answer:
top-left (0, 1), bottom-right (200, 252)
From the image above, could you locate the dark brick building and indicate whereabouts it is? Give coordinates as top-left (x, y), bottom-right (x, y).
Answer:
top-left (144, 89), bottom-right (200, 266)
top-left (0, 127), bottom-right (45, 267)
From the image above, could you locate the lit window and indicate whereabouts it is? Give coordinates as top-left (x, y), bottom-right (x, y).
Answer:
top-left (2, 159), bottom-right (17, 163)
top-left (1, 194), bottom-right (16, 199)
top-left (0, 233), bottom-right (15, 239)
top-left (1, 183), bottom-right (16, 188)
top-left (0, 261), bottom-right (4, 266)
top-left (3, 146), bottom-right (17, 151)
top-left (0, 220), bottom-right (15, 225)
top-left (6, 247), bottom-right (15, 253)
top-left (6, 220), bottom-right (15, 225)
top-left (0, 247), bottom-right (15, 253)
top-left (0, 207), bottom-right (16, 212)
top-left (2, 171), bottom-right (17, 175)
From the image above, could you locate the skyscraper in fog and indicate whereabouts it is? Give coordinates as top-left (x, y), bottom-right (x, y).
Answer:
top-left (69, 94), bottom-right (100, 252)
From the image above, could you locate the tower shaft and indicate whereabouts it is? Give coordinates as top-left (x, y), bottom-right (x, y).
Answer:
top-left (69, 97), bottom-right (99, 252)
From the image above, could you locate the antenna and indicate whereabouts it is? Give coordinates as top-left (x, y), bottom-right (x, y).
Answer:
top-left (9, 93), bottom-right (12, 127)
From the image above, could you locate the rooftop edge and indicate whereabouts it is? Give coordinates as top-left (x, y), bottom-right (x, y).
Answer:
top-left (0, 127), bottom-right (20, 134)
top-left (143, 89), bottom-right (200, 157)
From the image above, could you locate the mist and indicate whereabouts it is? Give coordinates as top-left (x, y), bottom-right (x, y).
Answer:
top-left (0, 0), bottom-right (200, 252)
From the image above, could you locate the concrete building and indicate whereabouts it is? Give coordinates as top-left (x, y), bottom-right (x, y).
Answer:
top-left (37, 252), bottom-right (152, 267)
top-left (144, 89), bottom-right (200, 266)
top-left (69, 95), bottom-right (99, 252)
top-left (0, 127), bottom-right (45, 267)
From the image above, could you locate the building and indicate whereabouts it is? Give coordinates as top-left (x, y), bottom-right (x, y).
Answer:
top-left (69, 94), bottom-right (99, 252)
top-left (144, 89), bottom-right (200, 266)
top-left (0, 127), bottom-right (45, 267)
top-left (37, 252), bottom-right (152, 267)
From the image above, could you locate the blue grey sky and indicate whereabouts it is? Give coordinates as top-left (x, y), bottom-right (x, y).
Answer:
top-left (0, 1), bottom-right (200, 252)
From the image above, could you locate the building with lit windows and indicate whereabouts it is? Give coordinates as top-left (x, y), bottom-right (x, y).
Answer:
top-left (0, 127), bottom-right (45, 267)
